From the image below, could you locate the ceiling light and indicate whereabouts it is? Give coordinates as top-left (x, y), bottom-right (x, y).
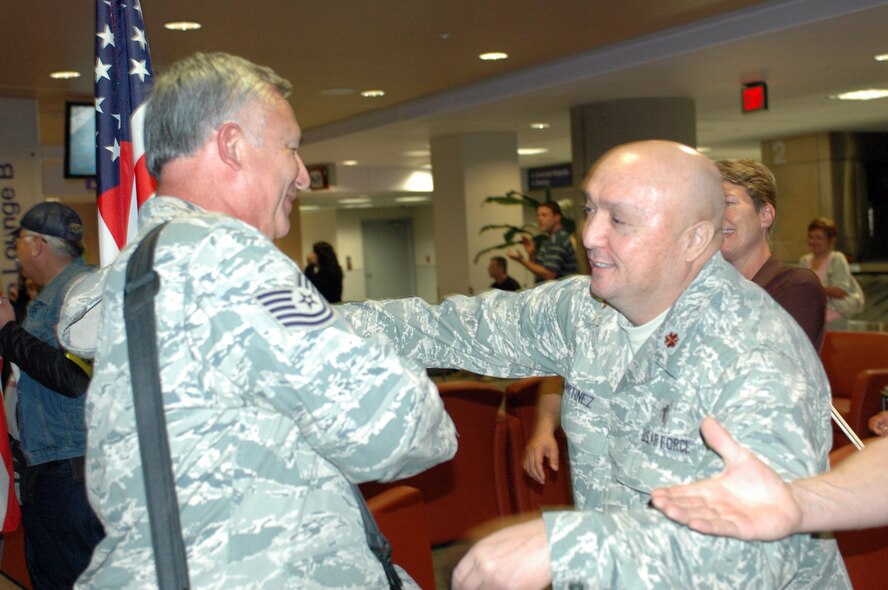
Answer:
top-left (517, 148), bottom-right (548, 156)
top-left (49, 71), bottom-right (81, 79)
top-left (164, 21), bottom-right (202, 31)
top-left (530, 122), bottom-right (550, 130)
top-left (299, 205), bottom-right (320, 211)
top-left (831, 89), bottom-right (888, 101)
top-left (339, 197), bottom-right (372, 205)
top-left (479, 52), bottom-right (509, 61)
top-left (360, 90), bottom-right (385, 98)
top-left (342, 160), bottom-right (359, 166)
top-left (874, 54), bottom-right (888, 62)
top-left (343, 204), bottom-right (374, 209)
top-left (403, 149), bottom-right (430, 157)
top-left (696, 146), bottom-right (712, 153)
top-left (395, 196), bottom-right (429, 203)
top-left (320, 88), bottom-right (355, 96)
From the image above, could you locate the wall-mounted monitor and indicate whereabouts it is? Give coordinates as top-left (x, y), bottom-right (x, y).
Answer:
top-left (64, 101), bottom-right (96, 178)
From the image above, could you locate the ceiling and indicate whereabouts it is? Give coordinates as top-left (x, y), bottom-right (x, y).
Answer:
top-left (3, 0), bottom-right (888, 209)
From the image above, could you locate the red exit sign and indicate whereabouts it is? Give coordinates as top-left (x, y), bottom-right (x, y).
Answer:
top-left (742, 82), bottom-right (768, 113)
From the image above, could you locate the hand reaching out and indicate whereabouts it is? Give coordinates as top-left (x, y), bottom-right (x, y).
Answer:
top-left (650, 417), bottom-right (803, 541)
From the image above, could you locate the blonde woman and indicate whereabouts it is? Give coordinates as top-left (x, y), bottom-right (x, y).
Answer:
top-left (799, 217), bottom-right (862, 329)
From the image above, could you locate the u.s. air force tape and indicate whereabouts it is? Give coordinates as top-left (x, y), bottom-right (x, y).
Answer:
top-left (256, 278), bottom-right (334, 330)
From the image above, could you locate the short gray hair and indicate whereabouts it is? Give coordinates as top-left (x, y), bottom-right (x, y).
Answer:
top-left (144, 52), bottom-right (292, 177)
top-left (31, 232), bottom-right (83, 259)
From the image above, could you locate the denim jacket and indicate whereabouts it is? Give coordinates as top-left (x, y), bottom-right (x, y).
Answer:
top-left (18, 257), bottom-right (92, 466)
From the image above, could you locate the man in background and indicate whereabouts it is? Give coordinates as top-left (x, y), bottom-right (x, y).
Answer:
top-left (488, 255), bottom-right (520, 291)
top-left (12, 202), bottom-right (103, 588)
top-left (507, 201), bottom-right (577, 283)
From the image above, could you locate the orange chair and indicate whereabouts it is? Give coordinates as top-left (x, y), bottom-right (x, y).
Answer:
top-left (362, 381), bottom-right (514, 546)
top-left (504, 377), bottom-right (573, 513)
top-left (366, 486), bottom-right (436, 590)
top-left (829, 439), bottom-right (888, 590)
top-left (820, 331), bottom-right (888, 446)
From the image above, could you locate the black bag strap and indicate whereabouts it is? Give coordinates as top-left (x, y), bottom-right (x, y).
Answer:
top-left (352, 484), bottom-right (403, 589)
top-left (123, 221), bottom-right (401, 589)
top-left (124, 221), bottom-right (190, 590)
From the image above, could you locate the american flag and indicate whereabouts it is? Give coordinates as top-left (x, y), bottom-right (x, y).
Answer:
top-left (95, 0), bottom-right (156, 265)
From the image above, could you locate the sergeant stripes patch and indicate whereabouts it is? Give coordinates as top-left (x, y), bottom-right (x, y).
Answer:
top-left (256, 276), bottom-right (334, 329)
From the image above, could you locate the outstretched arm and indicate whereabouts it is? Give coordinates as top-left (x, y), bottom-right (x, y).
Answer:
top-left (651, 417), bottom-right (888, 539)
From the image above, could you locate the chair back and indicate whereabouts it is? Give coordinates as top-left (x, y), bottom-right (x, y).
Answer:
top-left (821, 331), bottom-right (888, 398)
top-left (367, 486), bottom-right (436, 590)
top-left (362, 381), bottom-right (514, 546)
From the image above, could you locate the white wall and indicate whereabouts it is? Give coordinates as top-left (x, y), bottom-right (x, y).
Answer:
top-left (300, 205), bottom-right (437, 302)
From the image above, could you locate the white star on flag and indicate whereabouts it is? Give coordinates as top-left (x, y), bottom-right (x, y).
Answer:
top-left (131, 26), bottom-right (147, 50)
top-left (129, 58), bottom-right (150, 82)
top-left (96, 24), bottom-right (115, 48)
top-left (95, 57), bottom-right (111, 82)
top-left (105, 138), bottom-right (121, 161)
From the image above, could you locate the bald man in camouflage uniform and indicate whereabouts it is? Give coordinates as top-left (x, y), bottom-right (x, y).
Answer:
top-left (343, 141), bottom-right (849, 589)
top-left (68, 53), bottom-right (456, 589)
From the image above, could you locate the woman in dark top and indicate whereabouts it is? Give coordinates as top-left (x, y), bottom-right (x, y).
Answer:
top-left (304, 241), bottom-right (344, 303)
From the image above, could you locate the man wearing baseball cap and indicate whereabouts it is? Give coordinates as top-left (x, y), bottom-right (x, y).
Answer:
top-left (11, 201), bottom-right (104, 588)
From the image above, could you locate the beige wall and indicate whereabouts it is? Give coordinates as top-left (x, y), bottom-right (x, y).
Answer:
top-left (762, 133), bottom-right (831, 262)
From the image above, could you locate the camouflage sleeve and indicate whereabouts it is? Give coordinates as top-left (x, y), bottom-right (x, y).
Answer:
top-left (188, 227), bottom-right (456, 483)
top-left (543, 348), bottom-right (835, 588)
top-left (342, 277), bottom-right (591, 377)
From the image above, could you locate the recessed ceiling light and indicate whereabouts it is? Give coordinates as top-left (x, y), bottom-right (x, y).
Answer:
top-left (320, 88), bottom-right (355, 96)
top-left (517, 148), bottom-right (548, 156)
top-left (300, 205), bottom-right (320, 211)
top-left (479, 52), bottom-right (509, 61)
top-left (395, 196), bottom-right (429, 203)
top-left (343, 203), bottom-right (374, 209)
top-left (339, 197), bottom-right (372, 205)
top-left (831, 89), bottom-right (888, 101)
top-left (360, 90), bottom-right (385, 98)
top-left (696, 146), bottom-right (712, 153)
top-left (49, 71), bottom-right (81, 80)
top-left (529, 122), bottom-right (550, 130)
top-left (403, 149), bottom-right (430, 157)
top-left (164, 21), bottom-right (202, 31)
top-left (874, 54), bottom-right (888, 62)
top-left (342, 160), bottom-right (359, 166)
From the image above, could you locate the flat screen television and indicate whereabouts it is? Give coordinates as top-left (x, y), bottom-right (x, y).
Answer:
top-left (64, 101), bottom-right (96, 178)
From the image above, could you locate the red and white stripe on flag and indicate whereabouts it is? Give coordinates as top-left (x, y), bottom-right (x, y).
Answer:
top-left (0, 358), bottom-right (21, 534)
top-left (95, 0), bottom-right (156, 266)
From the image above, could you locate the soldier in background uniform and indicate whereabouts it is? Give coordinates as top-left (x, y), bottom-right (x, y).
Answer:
top-left (343, 141), bottom-right (849, 589)
top-left (68, 52), bottom-right (456, 589)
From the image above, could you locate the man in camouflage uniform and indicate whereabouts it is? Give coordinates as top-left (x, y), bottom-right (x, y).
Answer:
top-left (343, 141), bottom-right (850, 589)
top-left (69, 52), bottom-right (456, 588)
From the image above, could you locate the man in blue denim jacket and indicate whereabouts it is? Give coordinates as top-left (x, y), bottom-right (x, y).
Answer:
top-left (13, 202), bottom-right (104, 588)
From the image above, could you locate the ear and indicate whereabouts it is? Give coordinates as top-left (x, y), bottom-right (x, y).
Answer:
top-left (682, 220), bottom-right (716, 263)
top-left (759, 203), bottom-right (775, 231)
top-left (216, 122), bottom-right (245, 171)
